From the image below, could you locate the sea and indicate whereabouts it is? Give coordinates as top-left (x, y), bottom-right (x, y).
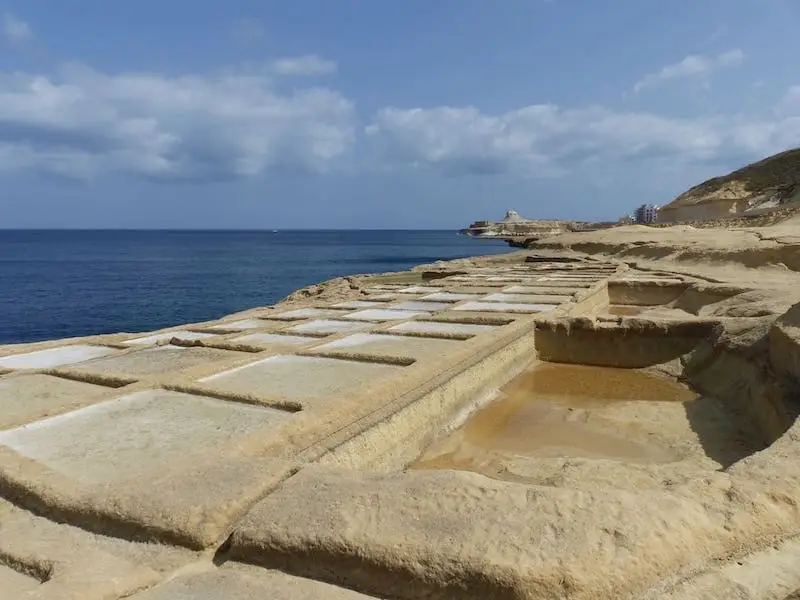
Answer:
top-left (0, 230), bottom-right (511, 345)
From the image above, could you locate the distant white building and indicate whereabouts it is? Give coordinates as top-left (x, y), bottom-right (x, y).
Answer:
top-left (634, 204), bottom-right (659, 224)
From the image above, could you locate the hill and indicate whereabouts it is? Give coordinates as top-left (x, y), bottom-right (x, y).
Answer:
top-left (659, 147), bottom-right (800, 222)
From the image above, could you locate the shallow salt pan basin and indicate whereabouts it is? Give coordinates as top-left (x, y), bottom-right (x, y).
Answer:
top-left (124, 330), bottom-right (217, 345)
top-left (314, 333), bottom-right (462, 359)
top-left (537, 275), bottom-right (601, 281)
top-left (331, 300), bottom-right (385, 309)
top-left (200, 355), bottom-right (401, 399)
top-left (0, 345), bottom-right (117, 370)
top-left (452, 301), bottom-right (557, 314)
top-left (390, 300), bottom-right (452, 312)
top-left (342, 309), bottom-right (430, 321)
top-left (287, 319), bottom-right (372, 335)
top-left (389, 321), bottom-right (498, 336)
top-left (0, 374), bottom-right (109, 430)
top-left (265, 308), bottom-right (337, 320)
top-left (397, 286), bottom-right (444, 294)
top-left (481, 293), bottom-right (565, 304)
top-left (230, 333), bottom-right (318, 348)
top-left (502, 285), bottom-right (579, 294)
top-left (71, 346), bottom-right (242, 377)
top-left (202, 318), bottom-right (273, 332)
top-left (420, 292), bottom-right (480, 302)
top-left (0, 390), bottom-right (288, 483)
top-left (364, 293), bottom-right (398, 301)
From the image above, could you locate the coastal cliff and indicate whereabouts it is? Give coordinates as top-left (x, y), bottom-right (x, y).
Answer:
top-left (659, 146), bottom-right (800, 222)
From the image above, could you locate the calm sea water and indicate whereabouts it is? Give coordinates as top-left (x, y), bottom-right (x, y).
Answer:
top-left (0, 230), bottom-right (510, 344)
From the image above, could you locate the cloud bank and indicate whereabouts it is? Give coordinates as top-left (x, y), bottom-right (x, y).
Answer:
top-left (365, 100), bottom-right (800, 178)
top-left (0, 63), bottom-right (354, 180)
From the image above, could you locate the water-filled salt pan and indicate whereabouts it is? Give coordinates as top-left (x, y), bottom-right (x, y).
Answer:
top-left (288, 320), bottom-right (372, 335)
top-left (342, 309), bottom-right (430, 321)
top-left (200, 355), bottom-right (400, 399)
top-left (389, 321), bottom-right (497, 335)
top-left (0, 345), bottom-right (117, 370)
top-left (124, 330), bottom-right (217, 345)
top-left (452, 301), bottom-right (557, 313)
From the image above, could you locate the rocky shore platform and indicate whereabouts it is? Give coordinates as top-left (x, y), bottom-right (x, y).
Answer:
top-left (2, 216), bottom-right (800, 599)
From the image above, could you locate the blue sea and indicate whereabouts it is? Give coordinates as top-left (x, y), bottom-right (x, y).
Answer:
top-left (0, 230), bottom-right (511, 345)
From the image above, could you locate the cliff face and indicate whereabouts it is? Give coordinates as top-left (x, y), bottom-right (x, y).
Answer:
top-left (659, 147), bottom-right (800, 222)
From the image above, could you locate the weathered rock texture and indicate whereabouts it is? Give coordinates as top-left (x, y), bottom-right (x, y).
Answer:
top-left (659, 147), bottom-right (800, 222)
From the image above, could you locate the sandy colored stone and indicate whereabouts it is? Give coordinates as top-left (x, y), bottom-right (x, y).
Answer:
top-left (129, 563), bottom-right (377, 599)
top-left (69, 345), bottom-right (245, 377)
top-left (0, 373), bottom-right (111, 430)
top-left (230, 466), bottom-right (757, 600)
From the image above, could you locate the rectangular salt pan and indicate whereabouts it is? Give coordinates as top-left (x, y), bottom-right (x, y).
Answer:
top-left (124, 330), bottom-right (217, 345)
top-left (231, 333), bottom-right (317, 347)
top-left (0, 390), bottom-right (288, 483)
top-left (397, 286), bottom-right (443, 294)
top-left (390, 300), bottom-right (452, 311)
top-left (420, 292), bottom-right (480, 302)
top-left (0, 374), bottom-right (109, 430)
top-left (314, 332), bottom-right (461, 359)
top-left (200, 355), bottom-right (400, 400)
top-left (452, 301), bottom-right (557, 314)
top-left (331, 300), bottom-right (384, 309)
top-left (502, 285), bottom-right (577, 294)
top-left (389, 321), bottom-right (498, 335)
top-left (202, 318), bottom-right (271, 332)
top-left (342, 309), bottom-right (430, 321)
top-left (71, 346), bottom-right (240, 377)
top-left (481, 293), bottom-right (564, 304)
top-left (0, 345), bottom-right (117, 370)
top-left (287, 320), bottom-right (373, 335)
top-left (266, 308), bottom-right (336, 320)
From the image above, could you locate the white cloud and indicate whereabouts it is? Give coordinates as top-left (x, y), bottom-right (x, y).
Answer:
top-left (0, 62), bottom-right (355, 181)
top-left (633, 49), bottom-right (744, 93)
top-left (365, 96), bottom-right (800, 178)
top-left (270, 55), bottom-right (337, 76)
top-left (2, 13), bottom-right (31, 44)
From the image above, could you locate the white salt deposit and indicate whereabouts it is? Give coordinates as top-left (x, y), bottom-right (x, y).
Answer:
top-left (0, 345), bottom-right (118, 370)
top-left (288, 319), bottom-right (373, 334)
top-left (389, 321), bottom-right (497, 335)
top-left (452, 302), bottom-right (557, 314)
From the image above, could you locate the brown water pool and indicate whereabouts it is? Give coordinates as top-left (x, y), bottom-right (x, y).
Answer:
top-left (410, 363), bottom-right (756, 479)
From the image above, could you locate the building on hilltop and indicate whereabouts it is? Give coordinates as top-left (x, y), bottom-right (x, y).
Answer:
top-left (500, 210), bottom-right (526, 223)
top-left (634, 204), bottom-right (659, 224)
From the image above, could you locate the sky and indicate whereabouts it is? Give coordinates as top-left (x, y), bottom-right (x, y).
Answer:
top-left (0, 0), bottom-right (799, 229)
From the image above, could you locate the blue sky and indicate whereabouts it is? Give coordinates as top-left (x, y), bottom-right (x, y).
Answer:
top-left (0, 0), bottom-right (799, 228)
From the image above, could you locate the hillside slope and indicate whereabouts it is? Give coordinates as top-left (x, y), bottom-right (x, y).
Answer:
top-left (659, 147), bottom-right (800, 222)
